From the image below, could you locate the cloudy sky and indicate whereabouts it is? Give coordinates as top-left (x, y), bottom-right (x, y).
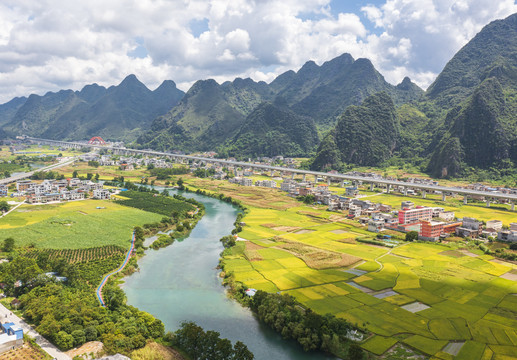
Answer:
top-left (0, 0), bottom-right (515, 103)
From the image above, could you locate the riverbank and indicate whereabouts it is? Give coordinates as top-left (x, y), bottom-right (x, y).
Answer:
top-left (122, 188), bottom-right (337, 360)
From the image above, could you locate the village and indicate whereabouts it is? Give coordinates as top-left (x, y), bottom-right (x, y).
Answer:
top-left (3, 148), bottom-right (517, 246)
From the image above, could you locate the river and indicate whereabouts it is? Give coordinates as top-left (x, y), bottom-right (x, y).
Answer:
top-left (122, 189), bottom-right (335, 360)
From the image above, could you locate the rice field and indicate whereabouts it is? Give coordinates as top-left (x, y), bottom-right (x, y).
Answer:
top-left (215, 178), bottom-right (517, 359)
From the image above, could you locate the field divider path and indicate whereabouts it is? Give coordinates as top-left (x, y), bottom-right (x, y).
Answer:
top-left (373, 242), bottom-right (408, 272)
top-left (96, 231), bottom-right (136, 306)
top-left (0, 199), bottom-right (25, 218)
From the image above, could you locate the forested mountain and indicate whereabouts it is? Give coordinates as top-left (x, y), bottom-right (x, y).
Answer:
top-left (1, 75), bottom-right (184, 141)
top-left (136, 78), bottom-right (273, 151)
top-left (222, 102), bottom-right (320, 158)
top-left (311, 13), bottom-right (517, 178)
top-left (137, 53), bottom-right (423, 153)
top-left (426, 13), bottom-right (517, 177)
top-left (311, 92), bottom-right (399, 169)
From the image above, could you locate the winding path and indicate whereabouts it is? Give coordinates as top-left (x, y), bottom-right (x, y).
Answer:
top-left (96, 231), bottom-right (136, 306)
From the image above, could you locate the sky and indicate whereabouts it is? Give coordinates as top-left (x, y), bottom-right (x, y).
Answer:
top-left (0, 0), bottom-right (515, 103)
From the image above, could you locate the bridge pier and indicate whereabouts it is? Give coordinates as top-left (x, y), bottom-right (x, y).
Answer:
top-left (422, 190), bottom-right (426, 199)
top-left (486, 199), bottom-right (491, 207)
top-left (463, 196), bottom-right (468, 205)
top-left (370, 183), bottom-right (374, 191)
top-left (327, 177), bottom-right (331, 186)
top-left (386, 184), bottom-right (391, 193)
top-left (291, 172), bottom-right (295, 180)
top-left (314, 175), bottom-right (318, 183)
top-left (340, 180), bottom-right (345, 188)
top-left (442, 193), bottom-right (446, 201)
top-left (404, 187), bottom-right (408, 196)
top-left (302, 174), bottom-right (306, 182)
top-left (270, 170), bottom-right (274, 177)
top-left (512, 202), bottom-right (515, 211)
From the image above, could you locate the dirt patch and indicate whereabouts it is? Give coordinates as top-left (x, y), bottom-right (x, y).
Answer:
top-left (401, 302), bottom-right (430, 313)
top-left (458, 249), bottom-right (479, 257)
top-left (500, 272), bottom-right (517, 281)
top-left (244, 241), bottom-right (264, 261)
top-left (329, 214), bottom-right (346, 221)
top-left (336, 237), bottom-right (357, 244)
top-left (78, 210), bottom-right (88, 215)
top-left (330, 229), bottom-right (347, 234)
top-left (294, 229), bottom-right (315, 234)
top-left (278, 241), bottom-right (361, 269)
top-left (274, 226), bottom-right (300, 232)
top-left (66, 341), bottom-right (103, 359)
top-left (439, 250), bottom-right (466, 258)
top-left (261, 223), bottom-right (279, 228)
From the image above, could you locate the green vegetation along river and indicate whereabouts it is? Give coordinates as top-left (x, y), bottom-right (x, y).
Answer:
top-left (122, 189), bottom-right (335, 360)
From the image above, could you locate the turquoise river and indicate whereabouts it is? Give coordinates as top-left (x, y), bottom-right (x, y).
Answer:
top-left (122, 189), bottom-right (335, 360)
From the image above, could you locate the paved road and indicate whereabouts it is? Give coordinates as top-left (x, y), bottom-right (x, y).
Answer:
top-left (0, 157), bottom-right (76, 185)
top-left (0, 302), bottom-right (71, 360)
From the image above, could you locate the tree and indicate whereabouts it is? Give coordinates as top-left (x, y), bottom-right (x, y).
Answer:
top-left (72, 170), bottom-right (78, 178)
top-left (0, 201), bottom-right (10, 212)
top-left (3, 170), bottom-right (10, 178)
top-left (348, 343), bottom-right (365, 360)
top-left (3, 237), bottom-right (15, 252)
top-left (405, 231), bottom-right (418, 242)
top-left (94, 173), bottom-right (100, 181)
top-left (177, 177), bottom-right (184, 189)
top-left (86, 173), bottom-right (93, 180)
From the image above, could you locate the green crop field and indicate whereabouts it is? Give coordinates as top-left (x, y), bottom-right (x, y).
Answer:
top-left (210, 173), bottom-right (517, 359)
top-left (0, 200), bottom-right (162, 248)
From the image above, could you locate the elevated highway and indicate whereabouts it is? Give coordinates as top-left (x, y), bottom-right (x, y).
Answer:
top-left (26, 137), bottom-right (517, 210)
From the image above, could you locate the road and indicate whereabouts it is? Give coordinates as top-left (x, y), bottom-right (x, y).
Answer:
top-left (0, 302), bottom-right (71, 359)
top-left (0, 157), bottom-right (76, 185)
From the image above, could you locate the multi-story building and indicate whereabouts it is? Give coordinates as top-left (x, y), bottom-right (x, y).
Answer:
top-left (420, 220), bottom-right (445, 241)
top-left (486, 220), bottom-right (503, 231)
top-left (398, 206), bottom-right (432, 225)
top-left (498, 230), bottom-right (517, 242)
top-left (16, 180), bottom-right (34, 192)
top-left (93, 189), bottom-right (112, 200)
top-left (0, 185), bottom-right (7, 197)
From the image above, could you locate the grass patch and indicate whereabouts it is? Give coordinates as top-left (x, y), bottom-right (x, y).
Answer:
top-left (0, 200), bottom-right (162, 248)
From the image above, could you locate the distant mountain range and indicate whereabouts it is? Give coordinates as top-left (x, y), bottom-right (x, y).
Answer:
top-left (1, 13), bottom-right (516, 178)
top-left (0, 75), bottom-right (184, 141)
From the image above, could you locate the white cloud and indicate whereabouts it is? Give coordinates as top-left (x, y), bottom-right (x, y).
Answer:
top-left (0, 0), bottom-right (515, 103)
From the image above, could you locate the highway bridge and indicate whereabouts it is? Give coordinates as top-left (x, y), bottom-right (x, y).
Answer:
top-left (25, 137), bottom-right (517, 210)
top-left (0, 157), bottom-right (76, 185)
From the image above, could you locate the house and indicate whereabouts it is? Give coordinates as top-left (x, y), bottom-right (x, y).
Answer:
top-left (419, 220), bottom-right (444, 241)
top-left (510, 223), bottom-right (517, 231)
top-left (119, 163), bottom-right (134, 171)
top-left (401, 201), bottom-right (414, 209)
top-left (348, 205), bottom-right (362, 218)
top-left (0, 185), bottom-right (7, 197)
top-left (0, 322), bottom-right (23, 354)
top-left (498, 230), bottom-right (517, 242)
top-left (486, 220), bottom-right (503, 231)
top-left (438, 211), bottom-right (455, 222)
top-left (345, 186), bottom-right (359, 197)
top-left (368, 219), bottom-right (385, 232)
top-left (378, 204), bottom-right (392, 213)
top-left (93, 189), bottom-right (112, 200)
top-left (455, 217), bottom-right (482, 238)
top-left (15, 180), bottom-right (34, 192)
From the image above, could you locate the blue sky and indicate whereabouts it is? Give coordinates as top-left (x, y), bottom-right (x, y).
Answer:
top-left (0, 0), bottom-right (515, 102)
